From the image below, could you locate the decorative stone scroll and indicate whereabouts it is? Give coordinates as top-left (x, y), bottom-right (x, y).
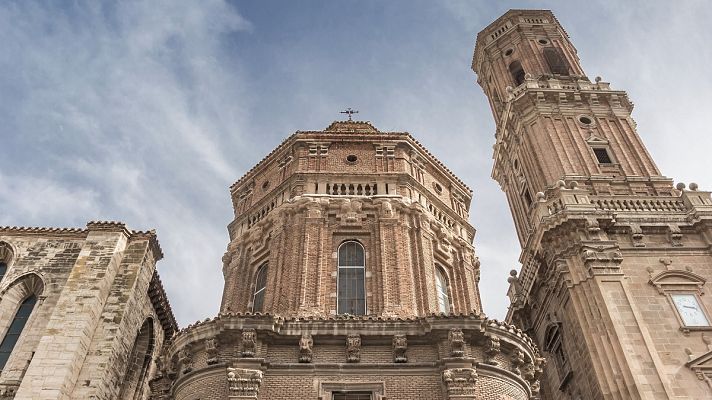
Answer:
top-left (520, 356), bottom-right (546, 396)
top-left (392, 334), bottom-right (407, 363)
top-left (449, 328), bottom-right (465, 358)
top-left (299, 333), bottom-right (313, 363)
top-left (668, 224), bottom-right (683, 247)
top-left (240, 329), bottom-right (257, 358)
top-left (510, 348), bottom-right (525, 374)
top-left (580, 246), bottom-right (623, 275)
top-left (346, 334), bottom-right (361, 363)
top-left (205, 337), bottom-right (219, 365)
top-left (227, 368), bottom-right (263, 399)
top-left (442, 367), bottom-right (477, 398)
top-left (484, 335), bottom-right (501, 365)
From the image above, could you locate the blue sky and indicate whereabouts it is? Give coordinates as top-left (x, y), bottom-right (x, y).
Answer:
top-left (1, 0), bottom-right (711, 326)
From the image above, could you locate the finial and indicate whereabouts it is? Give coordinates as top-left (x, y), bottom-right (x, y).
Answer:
top-left (595, 76), bottom-right (602, 83)
top-left (676, 182), bottom-right (686, 191)
top-left (340, 108), bottom-right (359, 121)
top-left (689, 182), bottom-right (699, 191)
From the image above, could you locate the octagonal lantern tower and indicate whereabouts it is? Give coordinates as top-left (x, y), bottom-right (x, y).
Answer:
top-left (150, 120), bottom-right (543, 400)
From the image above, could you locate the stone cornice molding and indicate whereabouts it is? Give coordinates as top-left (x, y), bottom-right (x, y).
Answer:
top-left (649, 270), bottom-right (706, 296)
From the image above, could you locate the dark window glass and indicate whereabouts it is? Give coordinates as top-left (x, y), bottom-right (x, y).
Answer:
top-left (333, 392), bottom-right (372, 400)
top-left (509, 61), bottom-right (526, 86)
top-left (252, 264), bottom-right (268, 313)
top-left (338, 242), bottom-right (364, 266)
top-left (593, 148), bottom-right (612, 164)
top-left (0, 294), bottom-right (36, 369)
top-left (337, 242), bottom-right (366, 315)
top-left (543, 47), bottom-right (570, 75)
top-left (0, 262), bottom-right (6, 283)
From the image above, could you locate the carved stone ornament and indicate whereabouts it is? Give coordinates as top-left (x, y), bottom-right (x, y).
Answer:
top-left (449, 328), bottom-right (465, 358)
top-left (166, 354), bottom-right (178, 379)
top-left (205, 337), bottom-right (219, 365)
top-left (510, 348), bottom-right (525, 374)
top-left (580, 245), bottom-right (623, 275)
top-left (240, 329), bottom-right (257, 358)
top-left (299, 333), bottom-right (313, 363)
top-left (521, 362), bottom-right (535, 381)
top-left (484, 335), bottom-right (501, 365)
top-left (346, 334), bottom-right (361, 363)
top-left (442, 367), bottom-right (478, 398)
top-left (227, 368), bottom-right (263, 399)
top-left (630, 224), bottom-right (645, 247)
top-left (338, 199), bottom-right (365, 225)
top-left (392, 334), bottom-right (407, 363)
top-left (178, 346), bottom-right (193, 374)
top-left (649, 269), bottom-right (706, 295)
top-left (668, 224), bottom-right (683, 247)
top-left (381, 200), bottom-right (395, 218)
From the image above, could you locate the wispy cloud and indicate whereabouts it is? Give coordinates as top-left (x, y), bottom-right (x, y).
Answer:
top-left (2, 0), bottom-right (711, 326)
top-left (0, 0), bottom-right (251, 324)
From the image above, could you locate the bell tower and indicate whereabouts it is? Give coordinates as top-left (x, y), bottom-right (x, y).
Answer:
top-left (474, 10), bottom-right (668, 245)
top-left (474, 9), bottom-right (712, 400)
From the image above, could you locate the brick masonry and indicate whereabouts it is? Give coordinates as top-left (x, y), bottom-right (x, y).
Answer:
top-left (474, 9), bottom-right (712, 400)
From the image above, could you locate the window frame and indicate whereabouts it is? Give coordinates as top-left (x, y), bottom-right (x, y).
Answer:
top-left (0, 262), bottom-right (6, 285)
top-left (251, 263), bottom-right (268, 313)
top-left (592, 147), bottom-right (614, 164)
top-left (336, 241), bottom-right (367, 316)
top-left (668, 292), bottom-right (712, 330)
top-left (543, 322), bottom-right (573, 390)
top-left (434, 266), bottom-right (451, 314)
top-left (0, 294), bottom-right (38, 370)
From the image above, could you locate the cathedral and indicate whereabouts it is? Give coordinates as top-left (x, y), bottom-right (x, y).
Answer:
top-left (0, 8), bottom-right (710, 400)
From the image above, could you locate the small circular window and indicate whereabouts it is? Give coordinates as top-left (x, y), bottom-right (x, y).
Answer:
top-left (262, 181), bottom-right (270, 190)
top-left (538, 38), bottom-right (550, 45)
top-left (434, 183), bottom-right (443, 194)
top-left (504, 48), bottom-right (514, 57)
top-left (579, 115), bottom-right (593, 125)
top-left (346, 154), bottom-right (358, 163)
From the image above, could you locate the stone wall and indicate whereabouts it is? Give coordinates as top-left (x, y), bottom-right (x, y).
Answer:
top-left (0, 222), bottom-right (176, 400)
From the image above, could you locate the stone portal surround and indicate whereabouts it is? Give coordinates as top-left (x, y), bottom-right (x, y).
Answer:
top-left (151, 313), bottom-right (542, 400)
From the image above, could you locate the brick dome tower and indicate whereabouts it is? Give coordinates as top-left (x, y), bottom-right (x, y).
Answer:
top-left (150, 120), bottom-right (543, 400)
top-left (474, 9), bottom-right (712, 400)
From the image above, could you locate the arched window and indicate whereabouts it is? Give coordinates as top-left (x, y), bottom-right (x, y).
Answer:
top-left (543, 47), bottom-right (570, 75)
top-left (435, 267), bottom-right (451, 314)
top-left (118, 318), bottom-right (155, 400)
top-left (337, 241), bottom-right (366, 315)
top-left (0, 294), bottom-right (37, 369)
top-left (544, 321), bottom-right (572, 386)
top-left (509, 61), bottom-right (526, 86)
top-left (252, 264), bottom-right (268, 313)
top-left (0, 262), bottom-right (6, 284)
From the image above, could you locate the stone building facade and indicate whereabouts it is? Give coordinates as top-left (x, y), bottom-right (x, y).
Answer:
top-left (0, 221), bottom-right (177, 399)
top-left (5, 8), bottom-right (710, 400)
top-left (150, 120), bottom-right (542, 399)
top-left (473, 9), bottom-right (712, 400)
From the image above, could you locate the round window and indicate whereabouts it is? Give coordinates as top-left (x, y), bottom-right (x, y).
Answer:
top-left (262, 181), bottom-right (270, 190)
top-left (434, 183), bottom-right (443, 194)
top-left (346, 154), bottom-right (358, 163)
top-left (504, 48), bottom-right (514, 57)
top-left (579, 115), bottom-right (593, 125)
top-left (538, 38), bottom-right (550, 45)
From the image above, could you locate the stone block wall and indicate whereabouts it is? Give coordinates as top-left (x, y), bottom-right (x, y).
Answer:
top-left (0, 222), bottom-right (176, 400)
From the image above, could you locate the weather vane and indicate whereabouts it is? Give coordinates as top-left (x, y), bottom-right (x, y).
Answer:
top-left (340, 108), bottom-right (359, 121)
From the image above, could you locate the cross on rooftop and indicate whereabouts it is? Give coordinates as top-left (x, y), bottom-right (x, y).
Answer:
top-left (340, 108), bottom-right (359, 121)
